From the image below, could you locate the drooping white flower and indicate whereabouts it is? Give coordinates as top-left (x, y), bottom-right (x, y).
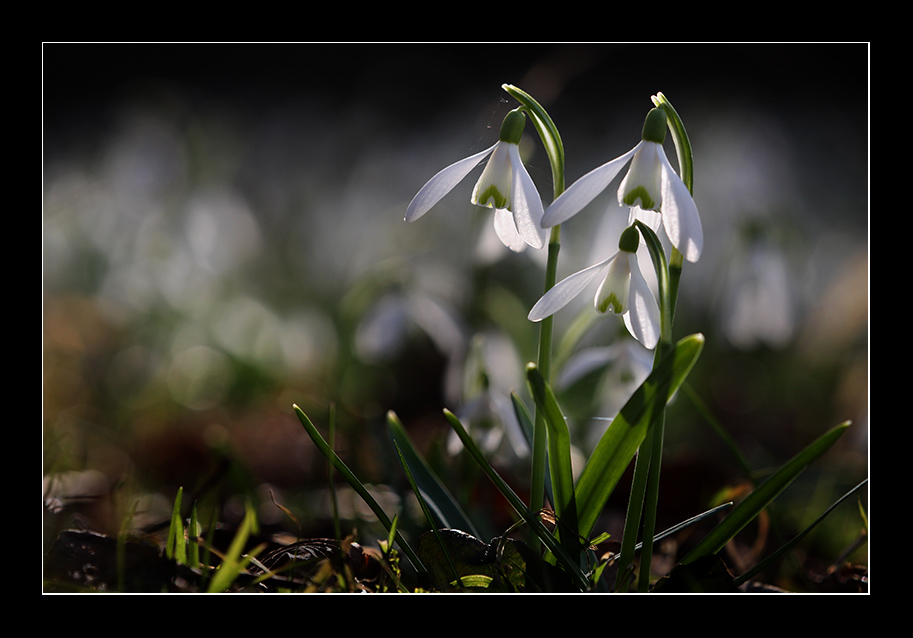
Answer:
top-left (541, 108), bottom-right (703, 263)
top-left (405, 109), bottom-right (546, 251)
top-left (528, 225), bottom-right (660, 349)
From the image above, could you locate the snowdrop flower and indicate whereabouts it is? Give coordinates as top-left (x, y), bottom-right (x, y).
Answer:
top-left (405, 109), bottom-right (547, 252)
top-left (528, 225), bottom-right (660, 349)
top-left (542, 108), bottom-right (703, 263)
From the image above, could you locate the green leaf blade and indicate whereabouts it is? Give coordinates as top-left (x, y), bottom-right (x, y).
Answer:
top-left (166, 486), bottom-right (186, 564)
top-left (681, 420), bottom-right (851, 565)
top-left (387, 410), bottom-right (480, 538)
top-left (526, 363), bottom-right (578, 547)
top-left (293, 404), bottom-right (424, 574)
top-left (441, 408), bottom-right (590, 590)
top-left (575, 333), bottom-right (705, 540)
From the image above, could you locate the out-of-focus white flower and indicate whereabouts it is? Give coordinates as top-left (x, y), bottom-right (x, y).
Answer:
top-left (556, 339), bottom-right (655, 452)
top-left (405, 109), bottom-right (546, 252)
top-left (542, 108), bottom-right (703, 263)
top-left (447, 333), bottom-right (529, 463)
top-left (721, 223), bottom-right (796, 349)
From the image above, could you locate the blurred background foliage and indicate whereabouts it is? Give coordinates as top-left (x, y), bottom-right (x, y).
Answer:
top-left (43, 43), bottom-right (868, 590)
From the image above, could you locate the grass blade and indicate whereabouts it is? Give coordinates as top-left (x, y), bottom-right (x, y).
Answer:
top-left (442, 408), bottom-right (590, 590)
top-left (188, 502), bottom-right (201, 568)
top-left (166, 486), bottom-right (186, 564)
top-left (293, 404), bottom-right (424, 574)
top-left (681, 420), bottom-right (851, 565)
top-left (575, 333), bottom-right (705, 540)
top-left (682, 382), bottom-right (753, 478)
top-left (733, 478), bottom-right (867, 586)
top-left (392, 440), bottom-right (465, 589)
top-left (206, 499), bottom-right (260, 593)
top-left (638, 502), bottom-right (733, 551)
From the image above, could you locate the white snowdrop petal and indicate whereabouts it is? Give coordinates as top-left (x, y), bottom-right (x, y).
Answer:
top-left (595, 255), bottom-right (632, 314)
top-left (405, 144), bottom-right (497, 222)
top-left (658, 151), bottom-right (703, 262)
top-left (493, 207), bottom-right (527, 253)
top-left (542, 145), bottom-right (640, 228)
top-left (623, 254), bottom-right (660, 349)
top-left (508, 144), bottom-right (547, 249)
top-left (471, 142), bottom-right (513, 209)
top-left (618, 142), bottom-right (662, 210)
top-left (528, 253), bottom-right (618, 322)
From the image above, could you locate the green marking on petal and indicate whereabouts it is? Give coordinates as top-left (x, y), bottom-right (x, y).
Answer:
top-left (622, 186), bottom-right (655, 210)
top-left (472, 185), bottom-right (508, 209)
top-left (598, 292), bottom-right (625, 314)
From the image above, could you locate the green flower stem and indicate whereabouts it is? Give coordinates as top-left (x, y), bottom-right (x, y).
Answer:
top-left (530, 226), bottom-right (561, 516)
top-left (655, 91), bottom-right (689, 322)
top-left (614, 427), bottom-right (654, 591)
top-left (616, 94), bottom-right (695, 591)
top-left (637, 380), bottom-right (666, 591)
top-left (643, 95), bottom-right (693, 590)
top-left (636, 222), bottom-right (677, 591)
top-left (653, 92), bottom-right (690, 320)
top-left (502, 84), bottom-right (566, 517)
top-left (614, 221), bottom-right (672, 591)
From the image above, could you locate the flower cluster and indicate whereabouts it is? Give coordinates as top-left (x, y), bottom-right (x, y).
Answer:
top-left (406, 103), bottom-right (702, 350)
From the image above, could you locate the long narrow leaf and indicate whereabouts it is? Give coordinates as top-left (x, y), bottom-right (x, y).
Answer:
top-left (293, 404), bottom-right (425, 574)
top-left (392, 441), bottom-right (464, 589)
top-left (442, 408), bottom-right (590, 590)
top-left (526, 363), bottom-right (579, 551)
top-left (188, 502), bottom-right (201, 568)
top-left (511, 392), bottom-right (555, 508)
top-left (734, 478), bottom-right (867, 586)
top-left (166, 486), bottom-right (186, 564)
top-left (575, 333), bottom-right (705, 540)
top-left (206, 499), bottom-right (259, 593)
top-left (510, 391), bottom-right (535, 450)
top-left (638, 502), bottom-right (733, 551)
top-left (681, 421), bottom-right (851, 565)
top-left (387, 410), bottom-right (480, 537)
